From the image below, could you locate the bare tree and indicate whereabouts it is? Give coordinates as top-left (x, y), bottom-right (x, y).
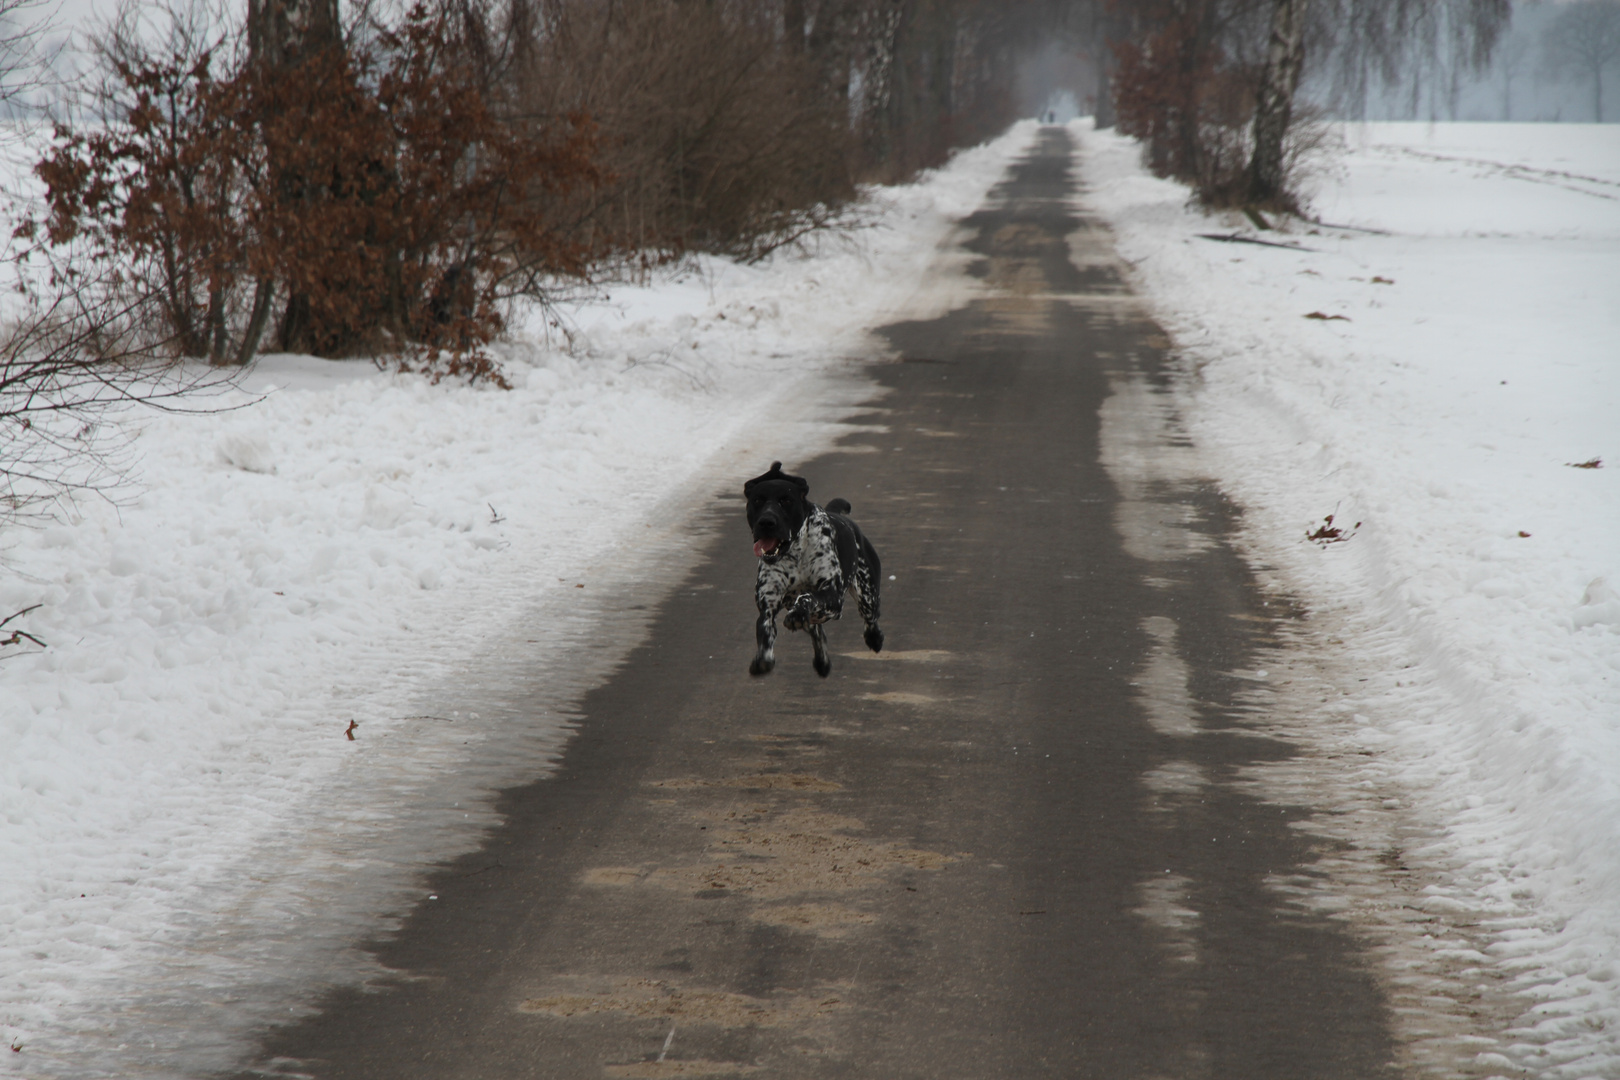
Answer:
top-left (514, 0), bottom-right (856, 259)
top-left (1497, 25), bottom-right (1533, 120)
top-left (0, 264), bottom-right (238, 523)
top-left (0, 0), bottom-right (240, 526)
top-left (846, 0), bottom-right (1064, 179)
top-left (1247, 0), bottom-right (1509, 205)
top-left (1105, 0), bottom-right (1508, 206)
top-left (0, 0), bottom-right (58, 121)
top-left (35, 0), bottom-right (605, 377)
top-left (1088, 1), bottom-right (1120, 128)
top-left (1542, 0), bottom-right (1620, 121)
top-left (1248, 0), bottom-right (1310, 205)
top-left (1317, 0), bottom-right (1512, 119)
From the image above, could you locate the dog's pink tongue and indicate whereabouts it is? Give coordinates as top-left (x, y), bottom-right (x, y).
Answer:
top-left (753, 538), bottom-right (778, 558)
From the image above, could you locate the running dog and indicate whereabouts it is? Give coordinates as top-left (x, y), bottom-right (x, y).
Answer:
top-left (743, 462), bottom-right (884, 677)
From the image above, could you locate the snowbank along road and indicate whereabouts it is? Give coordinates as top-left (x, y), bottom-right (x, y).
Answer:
top-left (232, 129), bottom-right (1442, 1078)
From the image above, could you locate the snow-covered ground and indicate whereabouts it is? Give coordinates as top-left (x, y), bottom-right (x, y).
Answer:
top-left (0, 122), bottom-right (1040, 1077)
top-left (1075, 119), bottom-right (1619, 1078)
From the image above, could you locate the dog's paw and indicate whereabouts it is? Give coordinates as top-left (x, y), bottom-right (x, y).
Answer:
top-left (864, 625), bottom-right (884, 653)
top-left (749, 653), bottom-right (775, 677)
top-left (783, 596), bottom-right (816, 632)
top-left (813, 653), bottom-right (831, 678)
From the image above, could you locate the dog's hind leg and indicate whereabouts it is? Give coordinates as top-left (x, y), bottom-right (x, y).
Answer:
top-left (810, 624), bottom-right (831, 678)
top-left (861, 615), bottom-right (884, 654)
top-left (853, 553), bottom-right (884, 654)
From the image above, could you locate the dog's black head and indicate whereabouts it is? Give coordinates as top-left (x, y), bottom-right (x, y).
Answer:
top-left (744, 461), bottom-right (810, 562)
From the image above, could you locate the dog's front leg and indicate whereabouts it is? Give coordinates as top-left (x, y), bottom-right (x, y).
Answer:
top-left (751, 603), bottom-right (779, 676)
top-left (751, 565), bottom-right (789, 676)
top-left (783, 581), bottom-right (843, 632)
top-left (782, 593), bottom-right (815, 632)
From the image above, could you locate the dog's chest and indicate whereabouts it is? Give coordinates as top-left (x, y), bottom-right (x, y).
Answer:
top-left (760, 513), bottom-right (841, 596)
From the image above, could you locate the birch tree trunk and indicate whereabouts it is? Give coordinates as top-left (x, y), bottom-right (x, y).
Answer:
top-left (1245, 0), bottom-right (1308, 207)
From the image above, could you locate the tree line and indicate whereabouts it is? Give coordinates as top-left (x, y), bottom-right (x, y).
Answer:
top-left (15, 0), bottom-right (1528, 372)
top-left (1089, 0), bottom-right (1514, 210)
top-left (19, 0), bottom-right (1064, 372)
top-left (0, 0), bottom-right (1528, 522)
top-left (0, 0), bottom-right (1055, 519)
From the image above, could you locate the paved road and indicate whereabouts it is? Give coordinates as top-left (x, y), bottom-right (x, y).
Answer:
top-left (238, 129), bottom-right (1396, 1079)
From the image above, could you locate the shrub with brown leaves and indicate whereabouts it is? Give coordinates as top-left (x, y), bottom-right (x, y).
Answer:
top-left (31, 2), bottom-right (605, 369)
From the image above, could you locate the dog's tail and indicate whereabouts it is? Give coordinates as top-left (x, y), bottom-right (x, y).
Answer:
top-left (825, 498), bottom-right (852, 515)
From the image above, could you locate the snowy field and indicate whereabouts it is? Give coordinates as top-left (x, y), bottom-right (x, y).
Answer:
top-left (1075, 120), bottom-right (1619, 1078)
top-left (0, 122), bottom-right (1040, 1077)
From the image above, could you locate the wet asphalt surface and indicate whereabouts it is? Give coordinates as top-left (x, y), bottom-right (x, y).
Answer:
top-left (233, 129), bottom-right (1398, 1079)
